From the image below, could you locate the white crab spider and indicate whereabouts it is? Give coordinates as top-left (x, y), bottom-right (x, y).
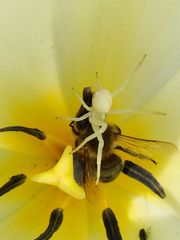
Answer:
top-left (71, 87), bottom-right (113, 185)
top-left (63, 55), bottom-right (164, 185)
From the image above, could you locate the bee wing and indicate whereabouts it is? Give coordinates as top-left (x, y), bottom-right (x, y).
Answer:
top-left (83, 149), bottom-right (101, 202)
top-left (116, 134), bottom-right (178, 164)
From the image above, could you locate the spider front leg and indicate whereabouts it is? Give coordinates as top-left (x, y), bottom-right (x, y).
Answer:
top-left (72, 119), bottom-right (107, 184)
top-left (60, 112), bottom-right (90, 122)
top-left (89, 118), bottom-right (107, 184)
top-left (59, 89), bottom-right (91, 122)
top-left (72, 87), bottom-right (91, 111)
top-left (72, 120), bottom-right (107, 153)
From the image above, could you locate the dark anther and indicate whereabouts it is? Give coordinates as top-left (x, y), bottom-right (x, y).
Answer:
top-left (0, 174), bottom-right (26, 197)
top-left (102, 208), bottom-right (123, 240)
top-left (122, 161), bottom-right (166, 198)
top-left (0, 126), bottom-right (46, 140)
top-left (139, 228), bottom-right (150, 240)
top-left (35, 208), bottom-right (63, 240)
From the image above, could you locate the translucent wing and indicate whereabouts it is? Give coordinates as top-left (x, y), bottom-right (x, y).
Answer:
top-left (83, 149), bottom-right (100, 201)
top-left (116, 134), bottom-right (178, 164)
top-left (73, 149), bottom-right (99, 202)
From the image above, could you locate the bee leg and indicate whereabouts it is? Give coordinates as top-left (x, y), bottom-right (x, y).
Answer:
top-left (72, 87), bottom-right (91, 111)
top-left (34, 208), bottom-right (63, 240)
top-left (122, 160), bottom-right (166, 198)
top-left (102, 208), bottom-right (123, 240)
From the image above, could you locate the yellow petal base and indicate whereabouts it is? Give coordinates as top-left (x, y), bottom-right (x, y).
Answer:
top-left (31, 145), bottom-right (85, 199)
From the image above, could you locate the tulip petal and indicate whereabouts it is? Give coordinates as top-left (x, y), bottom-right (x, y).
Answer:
top-left (54, 0), bottom-right (180, 119)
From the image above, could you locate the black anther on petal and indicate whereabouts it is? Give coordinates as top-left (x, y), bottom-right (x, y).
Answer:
top-left (0, 126), bottom-right (46, 140)
top-left (102, 208), bottom-right (123, 240)
top-left (0, 174), bottom-right (26, 196)
top-left (35, 208), bottom-right (63, 240)
top-left (122, 160), bottom-right (166, 198)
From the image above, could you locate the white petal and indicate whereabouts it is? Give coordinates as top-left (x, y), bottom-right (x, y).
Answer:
top-left (0, 1), bottom-right (67, 126)
top-left (54, 0), bottom-right (180, 116)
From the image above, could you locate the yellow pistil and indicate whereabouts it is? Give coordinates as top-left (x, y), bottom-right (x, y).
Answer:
top-left (31, 145), bottom-right (85, 200)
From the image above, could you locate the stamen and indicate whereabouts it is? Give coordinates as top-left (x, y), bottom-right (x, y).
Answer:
top-left (102, 208), bottom-right (123, 240)
top-left (35, 208), bottom-right (63, 240)
top-left (0, 174), bottom-right (26, 196)
top-left (122, 161), bottom-right (166, 198)
top-left (139, 228), bottom-right (150, 240)
top-left (0, 126), bottom-right (46, 140)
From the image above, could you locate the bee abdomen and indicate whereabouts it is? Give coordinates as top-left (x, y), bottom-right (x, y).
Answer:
top-left (100, 154), bottom-right (123, 183)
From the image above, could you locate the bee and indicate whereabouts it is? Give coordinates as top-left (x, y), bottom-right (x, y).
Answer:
top-left (67, 56), bottom-right (172, 185)
top-left (35, 208), bottom-right (63, 240)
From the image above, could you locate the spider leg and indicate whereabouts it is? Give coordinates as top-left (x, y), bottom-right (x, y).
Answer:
top-left (96, 136), bottom-right (104, 185)
top-left (72, 121), bottom-right (106, 153)
top-left (89, 118), bottom-right (107, 184)
top-left (108, 109), bottom-right (166, 116)
top-left (73, 115), bottom-right (107, 184)
top-left (60, 112), bottom-right (90, 122)
top-left (111, 54), bottom-right (147, 98)
top-left (72, 88), bottom-right (91, 111)
top-left (91, 123), bottom-right (104, 185)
